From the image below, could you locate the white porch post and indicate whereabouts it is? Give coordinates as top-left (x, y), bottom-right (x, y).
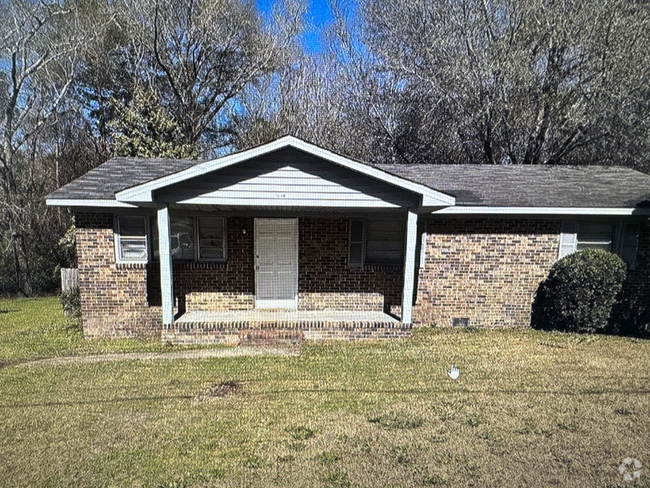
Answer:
top-left (401, 209), bottom-right (418, 324)
top-left (157, 205), bottom-right (174, 327)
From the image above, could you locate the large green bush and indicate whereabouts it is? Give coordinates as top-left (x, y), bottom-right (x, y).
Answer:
top-left (531, 249), bottom-right (627, 333)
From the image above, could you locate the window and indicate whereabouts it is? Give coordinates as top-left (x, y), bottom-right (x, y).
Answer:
top-left (366, 220), bottom-right (405, 264)
top-left (151, 216), bottom-right (226, 262)
top-left (198, 217), bottom-right (226, 261)
top-left (171, 217), bottom-right (195, 260)
top-left (348, 219), bottom-right (405, 266)
top-left (576, 223), bottom-right (615, 251)
top-left (116, 216), bottom-right (148, 263)
top-left (559, 220), bottom-right (640, 270)
top-left (349, 221), bottom-right (365, 267)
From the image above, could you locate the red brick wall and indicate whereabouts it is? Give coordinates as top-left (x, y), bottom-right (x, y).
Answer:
top-left (76, 215), bottom-right (403, 337)
top-left (75, 213), bottom-right (161, 338)
top-left (76, 211), bottom-right (650, 337)
top-left (413, 218), bottom-right (561, 328)
top-left (147, 217), bottom-right (255, 310)
top-left (298, 218), bottom-right (403, 313)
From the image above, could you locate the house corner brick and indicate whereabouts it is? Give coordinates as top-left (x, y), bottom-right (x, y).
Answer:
top-left (413, 218), bottom-right (561, 328)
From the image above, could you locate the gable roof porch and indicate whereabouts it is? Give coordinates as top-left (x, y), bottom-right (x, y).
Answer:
top-left (49, 137), bottom-right (451, 330)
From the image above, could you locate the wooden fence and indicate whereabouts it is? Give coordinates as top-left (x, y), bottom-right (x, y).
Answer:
top-left (60, 268), bottom-right (78, 291)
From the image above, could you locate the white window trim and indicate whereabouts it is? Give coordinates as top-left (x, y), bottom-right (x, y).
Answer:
top-left (419, 230), bottom-right (427, 269)
top-left (115, 215), bottom-right (148, 264)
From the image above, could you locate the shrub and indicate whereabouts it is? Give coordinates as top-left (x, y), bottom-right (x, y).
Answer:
top-left (531, 249), bottom-right (627, 333)
top-left (60, 287), bottom-right (81, 318)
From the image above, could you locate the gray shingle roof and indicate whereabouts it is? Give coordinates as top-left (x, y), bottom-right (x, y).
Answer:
top-left (375, 164), bottom-right (650, 208)
top-left (48, 153), bottom-right (650, 209)
top-left (47, 157), bottom-right (201, 200)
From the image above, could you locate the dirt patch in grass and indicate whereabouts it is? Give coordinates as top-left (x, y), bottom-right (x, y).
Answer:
top-left (194, 380), bottom-right (243, 403)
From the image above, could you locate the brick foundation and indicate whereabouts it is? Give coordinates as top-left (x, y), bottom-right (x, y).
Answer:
top-left (163, 322), bottom-right (412, 345)
top-left (413, 218), bottom-right (561, 328)
top-left (298, 292), bottom-right (384, 311)
top-left (186, 292), bottom-right (255, 311)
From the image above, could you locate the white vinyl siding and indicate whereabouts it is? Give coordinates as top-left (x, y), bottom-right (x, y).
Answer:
top-left (151, 216), bottom-right (226, 262)
top-left (152, 157), bottom-right (420, 209)
top-left (116, 216), bottom-right (148, 263)
top-left (559, 220), bottom-right (639, 269)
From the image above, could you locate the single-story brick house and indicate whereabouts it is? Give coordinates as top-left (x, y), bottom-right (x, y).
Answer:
top-left (47, 136), bottom-right (650, 343)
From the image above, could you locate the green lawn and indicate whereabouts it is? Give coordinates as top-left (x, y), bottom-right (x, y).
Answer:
top-left (0, 298), bottom-right (649, 487)
top-left (0, 297), bottom-right (202, 364)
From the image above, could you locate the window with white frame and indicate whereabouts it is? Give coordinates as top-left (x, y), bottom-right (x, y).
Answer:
top-left (116, 216), bottom-right (148, 263)
top-left (151, 216), bottom-right (226, 262)
top-left (559, 220), bottom-right (640, 270)
top-left (348, 219), bottom-right (405, 266)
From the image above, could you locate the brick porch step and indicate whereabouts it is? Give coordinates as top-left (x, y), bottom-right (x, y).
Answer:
top-left (238, 328), bottom-right (305, 347)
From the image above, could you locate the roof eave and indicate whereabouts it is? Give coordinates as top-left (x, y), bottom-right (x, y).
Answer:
top-left (434, 206), bottom-right (650, 216)
top-left (46, 198), bottom-right (138, 209)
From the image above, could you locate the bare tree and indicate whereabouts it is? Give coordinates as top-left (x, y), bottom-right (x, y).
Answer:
top-left (0, 0), bottom-right (110, 294)
top-left (88, 0), bottom-right (305, 156)
top-left (351, 0), bottom-right (650, 166)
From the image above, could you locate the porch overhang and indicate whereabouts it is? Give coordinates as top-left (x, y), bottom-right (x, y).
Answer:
top-left (114, 136), bottom-right (456, 210)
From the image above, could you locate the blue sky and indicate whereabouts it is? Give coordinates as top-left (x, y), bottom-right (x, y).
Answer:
top-left (256, 0), bottom-right (336, 53)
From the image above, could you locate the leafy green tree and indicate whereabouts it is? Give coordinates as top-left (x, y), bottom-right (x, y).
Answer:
top-left (109, 88), bottom-right (199, 159)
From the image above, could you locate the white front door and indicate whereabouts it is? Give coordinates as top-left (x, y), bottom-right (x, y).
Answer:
top-left (254, 218), bottom-right (299, 309)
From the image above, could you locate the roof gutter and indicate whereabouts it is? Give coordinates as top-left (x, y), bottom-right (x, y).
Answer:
top-left (434, 206), bottom-right (650, 216)
top-left (46, 198), bottom-right (138, 209)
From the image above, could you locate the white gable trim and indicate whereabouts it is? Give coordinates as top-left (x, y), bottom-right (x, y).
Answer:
top-left (434, 206), bottom-right (650, 216)
top-left (114, 136), bottom-right (455, 207)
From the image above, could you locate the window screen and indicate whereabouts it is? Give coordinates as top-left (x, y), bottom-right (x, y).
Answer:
top-left (117, 216), bottom-right (147, 262)
top-left (576, 223), bottom-right (615, 251)
top-left (198, 217), bottom-right (225, 260)
top-left (366, 219), bottom-right (405, 264)
top-left (151, 215), bottom-right (226, 262)
top-left (170, 217), bottom-right (195, 260)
